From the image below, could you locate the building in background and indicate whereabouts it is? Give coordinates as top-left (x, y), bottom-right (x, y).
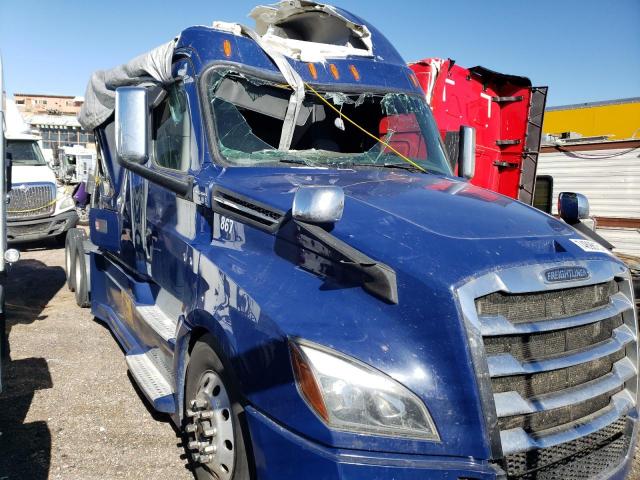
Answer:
top-left (536, 97), bottom-right (640, 257)
top-left (14, 93), bottom-right (84, 116)
top-left (12, 93), bottom-right (94, 162)
top-left (28, 114), bottom-right (94, 159)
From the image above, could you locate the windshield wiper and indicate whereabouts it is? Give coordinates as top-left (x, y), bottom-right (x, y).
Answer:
top-left (278, 158), bottom-right (306, 165)
top-left (278, 158), bottom-right (326, 168)
top-left (352, 163), bottom-right (429, 174)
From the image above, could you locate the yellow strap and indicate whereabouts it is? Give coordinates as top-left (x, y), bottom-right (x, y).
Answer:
top-left (7, 197), bottom-right (58, 214)
top-left (303, 82), bottom-right (427, 173)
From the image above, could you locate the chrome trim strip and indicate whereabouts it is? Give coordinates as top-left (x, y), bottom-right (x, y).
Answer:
top-left (494, 357), bottom-right (637, 418)
top-left (458, 260), bottom-right (629, 336)
top-left (500, 390), bottom-right (635, 456)
top-left (213, 195), bottom-right (277, 224)
top-left (487, 325), bottom-right (635, 377)
top-left (479, 292), bottom-right (633, 336)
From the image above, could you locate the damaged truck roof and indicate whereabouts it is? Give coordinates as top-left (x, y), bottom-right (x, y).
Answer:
top-left (78, 0), bottom-right (418, 133)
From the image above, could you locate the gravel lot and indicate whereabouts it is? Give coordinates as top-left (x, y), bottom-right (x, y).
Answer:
top-left (0, 242), bottom-right (639, 479)
top-left (0, 242), bottom-right (191, 480)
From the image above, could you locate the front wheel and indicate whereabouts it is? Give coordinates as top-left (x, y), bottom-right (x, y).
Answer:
top-left (184, 336), bottom-right (251, 480)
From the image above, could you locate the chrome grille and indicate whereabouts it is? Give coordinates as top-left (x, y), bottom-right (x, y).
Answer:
top-left (7, 183), bottom-right (56, 220)
top-left (476, 280), bottom-right (616, 323)
top-left (457, 260), bottom-right (638, 479)
top-left (504, 417), bottom-right (629, 479)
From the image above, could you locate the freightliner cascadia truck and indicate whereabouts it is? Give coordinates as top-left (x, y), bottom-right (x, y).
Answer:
top-left (67, 2), bottom-right (638, 479)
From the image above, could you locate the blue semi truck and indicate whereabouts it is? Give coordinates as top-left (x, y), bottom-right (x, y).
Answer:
top-left (67, 2), bottom-right (638, 479)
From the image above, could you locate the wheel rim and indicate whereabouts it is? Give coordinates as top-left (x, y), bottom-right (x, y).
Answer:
top-left (186, 371), bottom-right (236, 479)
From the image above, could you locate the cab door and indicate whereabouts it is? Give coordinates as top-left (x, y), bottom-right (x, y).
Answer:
top-left (131, 59), bottom-right (203, 349)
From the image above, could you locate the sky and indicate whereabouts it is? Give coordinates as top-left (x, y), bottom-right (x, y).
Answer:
top-left (1, 0), bottom-right (638, 107)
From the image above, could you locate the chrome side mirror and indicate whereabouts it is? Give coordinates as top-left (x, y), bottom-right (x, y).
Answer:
top-left (115, 87), bottom-right (148, 165)
top-left (458, 125), bottom-right (476, 180)
top-left (292, 186), bottom-right (344, 224)
top-left (558, 192), bottom-right (589, 225)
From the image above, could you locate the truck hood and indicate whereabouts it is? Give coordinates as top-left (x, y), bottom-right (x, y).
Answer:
top-left (211, 167), bottom-right (617, 459)
top-left (12, 164), bottom-right (56, 185)
top-left (216, 167), bottom-right (575, 240)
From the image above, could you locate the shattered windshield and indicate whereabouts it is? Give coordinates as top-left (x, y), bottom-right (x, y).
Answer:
top-left (205, 70), bottom-right (452, 175)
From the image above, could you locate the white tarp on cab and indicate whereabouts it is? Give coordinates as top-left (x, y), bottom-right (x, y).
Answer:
top-left (78, 40), bottom-right (176, 131)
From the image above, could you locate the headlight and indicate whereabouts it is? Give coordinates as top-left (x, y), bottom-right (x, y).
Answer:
top-left (290, 340), bottom-right (439, 441)
top-left (58, 196), bottom-right (75, 210)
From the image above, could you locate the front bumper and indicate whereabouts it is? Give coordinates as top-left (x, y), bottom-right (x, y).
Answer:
top-left (244, 406), bottom-right (638, 479)
top-left (7, 210), bottom-right (78, 243)
top-left (245, 406), bottom-right (499, 480)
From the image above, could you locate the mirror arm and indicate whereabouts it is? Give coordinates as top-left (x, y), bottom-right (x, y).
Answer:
top-left (119, 158), bottom-right (193, 200)
top-left (571, 221), bottom-right (615, 251)
top-left (294, 220), bottom-right (398, 304)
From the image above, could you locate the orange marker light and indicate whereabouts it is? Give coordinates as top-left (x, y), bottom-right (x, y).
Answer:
top-left (349, 64), bottom-right (360, 81)
top-left (290, 344), bottom-right (329, 422)
top-left (223, 39), bottom-right (232, 58)
top-left (307, 63), bottom-right (318, 80)
top-left (329, 63), bottom-right (340, 80)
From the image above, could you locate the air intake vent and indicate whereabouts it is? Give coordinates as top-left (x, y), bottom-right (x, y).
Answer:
top-left (211, 188), bottom-right (286, 232)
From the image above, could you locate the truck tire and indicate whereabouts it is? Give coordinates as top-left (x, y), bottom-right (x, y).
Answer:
top-left (65, 230), bottom-right (79, 291)
top-left (184, 335), bottom-right (252, 480)
top-left (74, 242), bottom-right (90, 308)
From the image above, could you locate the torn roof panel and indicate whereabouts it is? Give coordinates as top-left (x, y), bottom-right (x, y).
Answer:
top-left (248, 1), bottom-right (373, 62)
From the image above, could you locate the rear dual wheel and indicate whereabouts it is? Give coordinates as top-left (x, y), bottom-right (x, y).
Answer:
top-left (184, 336), bottom-right (251, 480)
top-left (65, 229), bottom-right (89, 307)
top-left (73, 244), bottom-right (90, 308)
top-left (65, 230), bottom-right (78, 291)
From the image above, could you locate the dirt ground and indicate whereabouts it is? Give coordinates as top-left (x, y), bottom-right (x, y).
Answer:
top-left (0, 242), bottom-right (639, 479)
top-left (0, 242), bottom-right (191, 480)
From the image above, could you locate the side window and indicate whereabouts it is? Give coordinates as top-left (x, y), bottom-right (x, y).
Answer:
top-left (533, 175), bottom-right (554, 214)
top-left (152, 82), bottom-right (194, 171)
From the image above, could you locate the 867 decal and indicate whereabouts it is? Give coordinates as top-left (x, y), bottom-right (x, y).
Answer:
top-left (219, 215), bottom-right (234, 234)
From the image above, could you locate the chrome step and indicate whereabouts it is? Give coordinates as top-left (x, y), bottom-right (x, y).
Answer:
top-left (136, 305), bottom-right (177, 343)
top-left (125, 348), bottom-right (176, 413)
